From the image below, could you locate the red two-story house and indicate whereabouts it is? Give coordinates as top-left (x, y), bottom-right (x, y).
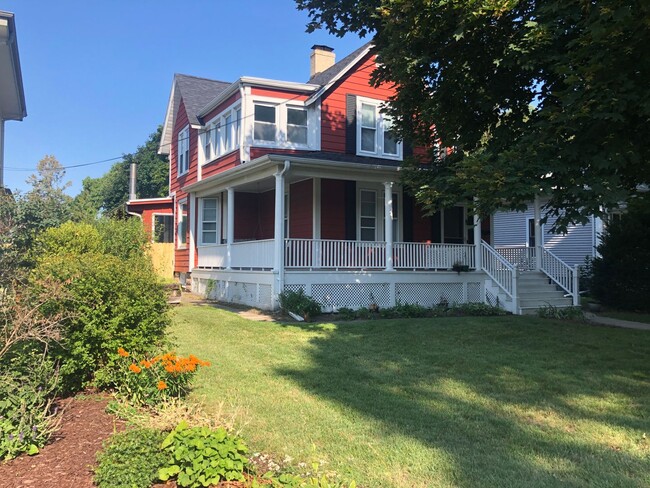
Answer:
top-left (128, 44), bottom-right (582, 314)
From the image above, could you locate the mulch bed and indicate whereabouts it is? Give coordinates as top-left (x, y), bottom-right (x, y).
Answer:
top-left (0, 393), bottom-right (274, 488)
top-left (0, 393), bottom-right (125, 488)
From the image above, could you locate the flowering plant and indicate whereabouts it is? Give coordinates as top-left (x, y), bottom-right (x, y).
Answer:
top-left (114, 347), bottom-right (210, 406)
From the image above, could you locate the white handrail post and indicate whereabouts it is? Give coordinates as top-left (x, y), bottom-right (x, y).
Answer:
top-left (473, 199), bottom-right (482, 270)
top-left (573, 264), bottom-right (580, 306)
top-left (534, 195), bottom-right (543, 270)
top-left (512, 269), bottom-right (519, 314)
top-left (226, 187), bottom-right (234, 270)
top-left (384, 182), bottom-right (394, 271)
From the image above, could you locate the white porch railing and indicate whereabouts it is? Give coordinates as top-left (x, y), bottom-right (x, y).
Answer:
top-left (393, 242), bottom-right (475, 270)
top-left (285, 239), bottom-right (386, 269)
top-left (541, 247), bottom-right (579, 305)
top-left (197, 244), bottom-right (228, 268)
top-left (495, 246), bottom-right (536, 271)
top-left (231, 239), bottom-right (275, 269)
top-left (481, 241), bottom-right (516, 299)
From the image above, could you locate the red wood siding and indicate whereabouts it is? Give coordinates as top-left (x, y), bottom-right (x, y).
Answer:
top-left (201, 92), bottom-right (241, 123)
top-left (202, 151), bottom-right (240, 178)
top-left (320, 179), bottom-right (346, 240)
top-left (289, 179), bottom-right (312, 239)
top-left (170, 98), bottom-right (199, 194)
top-left (320, 53), bottom-right (397, 153)
top-left (251, 87), bottom-right (309, 101)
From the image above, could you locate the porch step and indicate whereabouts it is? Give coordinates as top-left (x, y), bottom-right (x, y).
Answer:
top-left (516, 271), bottom-right (574, 313)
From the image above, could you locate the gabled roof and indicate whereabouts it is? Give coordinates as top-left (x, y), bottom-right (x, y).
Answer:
top-left (159, 74), bottom-right (231, 155)
top-left (306, 42), bottom-right (374, 107)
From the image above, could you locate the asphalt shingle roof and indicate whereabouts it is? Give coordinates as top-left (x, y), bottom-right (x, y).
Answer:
top-left (307, 41), bottom-right (373, 86)
top-left (174, 74), bottom-right (231, 126)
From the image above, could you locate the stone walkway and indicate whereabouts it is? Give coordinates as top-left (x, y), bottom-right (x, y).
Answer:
top-left (181, 292), bottom-right (279, 322)
top-left (585, 312), bottom-right (650, 331)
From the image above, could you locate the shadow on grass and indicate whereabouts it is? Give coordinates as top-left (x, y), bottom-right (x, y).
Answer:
top-left (276, 317), bottom-right (650, 487)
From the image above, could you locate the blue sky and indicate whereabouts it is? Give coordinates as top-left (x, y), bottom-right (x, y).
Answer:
top-left (2, 0), bottom-right (363, 195)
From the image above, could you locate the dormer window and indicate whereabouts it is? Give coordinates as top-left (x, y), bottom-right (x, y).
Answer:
top-left (254, 104), bottom-right (276, 142)
top-left (202, 105), bottom-right (241, 164)
top-left (356, 97), bottom-right (402, 160)
top-left (287, 107), bottom-right (308, 145)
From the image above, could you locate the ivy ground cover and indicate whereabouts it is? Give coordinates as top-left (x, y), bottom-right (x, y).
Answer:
top-left (172, 306), bottom-right (650, 488)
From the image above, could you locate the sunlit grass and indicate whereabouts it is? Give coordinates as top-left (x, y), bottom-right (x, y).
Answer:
top-left (171, 305), bottom-right (650, 487)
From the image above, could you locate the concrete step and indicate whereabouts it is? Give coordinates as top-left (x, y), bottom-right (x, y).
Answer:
top-left (518, 291), bottom-right (569, 301)
top-left (519, 298), bottom-right (573, 308)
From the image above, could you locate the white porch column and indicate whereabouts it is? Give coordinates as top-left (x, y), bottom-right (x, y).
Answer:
top-left (313, 177), bottom-right (321, 268)
top-left (384, 181), bottom-right (394, 271)
top-left (273, 162), bottom-right (290, 307)
top-left (189, 193), bottom-right (196, 270)
top-left (534, 195), bottom-right (543, 270)
top-left (473, 210), bottom-right (482, 270)
top-left (226, 187), bottom-right (234, 270)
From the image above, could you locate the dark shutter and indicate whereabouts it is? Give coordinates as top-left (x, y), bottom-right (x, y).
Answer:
top-left (403, 193), bottom-right (414, 242)
top-left (403, 140), bottom-right (413, 158)
top-left (345, 94), bottom-right (357, 154)
top-left (344, 180), bottom-right (356, 240)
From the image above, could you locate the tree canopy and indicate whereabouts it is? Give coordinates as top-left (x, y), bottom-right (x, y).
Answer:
top-left (297, 0), bottom-right (650, 231)
top-left (72, 126), bottom-right (169, 218)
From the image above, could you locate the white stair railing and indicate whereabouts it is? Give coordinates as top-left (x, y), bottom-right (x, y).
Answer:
top-left (540, 248), bottom-right (579, 305)
top-left (481, 240), bottom-right (517, 302)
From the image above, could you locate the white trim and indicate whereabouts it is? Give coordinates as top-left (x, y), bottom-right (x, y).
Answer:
top-left (198, 196), bottom-right (221, 246)
top-left (177, 125), bottom-right (190, 176)
top-left (202, 103), bottom-right (242, 166)
top-left (127, 197), bottom-right (173, 204)
top-left (151, 213), bottom-right (175, 244)
top-left (177, 198), bottom-right (188, 249)
top-left (251, 97), bottom-right (316, 150)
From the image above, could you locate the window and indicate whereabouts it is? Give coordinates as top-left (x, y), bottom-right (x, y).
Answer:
top-left (235, 108), bottom-right (241, 145)
top-left (357, 98), bottom-right (402, 159)
top-left (201, 198), bottom-right (218, 245)
top-left (359, 190), bottom-right (377, 241)
top-left (287, 107), bottom-right (308, 145)
top-left (224, 113), bottom-right (233, 151)
top-left (203, 128), bottom-right (212, 161)
top-left (178, 127), bottom-right (190, 175)
top-left (254, 104), bottom-right (276, 142)
top-left (443, 207), bottom-right (465, 244)
top-left (177, 201), bottom-right (187, 247)
top-left (153, 215), bottom-right (174, 243)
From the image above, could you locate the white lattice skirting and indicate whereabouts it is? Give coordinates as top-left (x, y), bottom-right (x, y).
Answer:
top-left (192, 270), bottom-right (275, 310)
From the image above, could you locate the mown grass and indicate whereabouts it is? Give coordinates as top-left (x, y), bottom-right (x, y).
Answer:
top-left (598, 310), bottom-right (650, 325)
top-left (171, 305), bottom-right (650, 488)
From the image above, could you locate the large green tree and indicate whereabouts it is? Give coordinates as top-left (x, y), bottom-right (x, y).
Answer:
top-left (72, 126), bottom-right (169, 218)
top-left (297, 0), bottom-right (650, 231)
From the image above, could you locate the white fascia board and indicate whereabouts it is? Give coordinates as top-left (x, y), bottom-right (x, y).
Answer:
top-left (240, 76), bottom-right (320, 93)
top-left (127, 197), bottom-right (174, 205)
top-left (159, 79), bottom-right (177, 155)
top-left (306, 45), bottom-right (373, 106)
top-left (181, 155), bottom-right (278, 194)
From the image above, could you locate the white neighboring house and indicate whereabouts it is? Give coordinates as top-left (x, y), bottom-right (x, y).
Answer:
top-left (0, 10), bottom-right (27, 191)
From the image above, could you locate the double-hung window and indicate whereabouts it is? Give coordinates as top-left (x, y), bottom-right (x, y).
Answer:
top-left (359, 190), bottom-right (377, 241)
top-left (224, 113), bottom-right (233, 151)
top-left (177, 201), bottom-right (188, 247)
top-left (203, 105), bottom-right (241, 164)
top-left (203, 127), bottom-right (212, 161)
top-left (254, 104), bottom-right (276, 142)
top-left (201, 198), bottom-right (218, 245)
top-left (178, 127), bottom-right (190, 175)
top-left (287, 107), bottom-right (308, 145)
top-left (235, 108), bottom-right (241, 144)
top-left (357, 98), bottom-right (402, 159)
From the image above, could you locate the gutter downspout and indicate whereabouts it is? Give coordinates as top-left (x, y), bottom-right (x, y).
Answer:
top-left (273, 160), bottom-right (290, 309)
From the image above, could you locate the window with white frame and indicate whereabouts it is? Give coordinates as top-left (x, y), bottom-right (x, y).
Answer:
top-left (254, 104), bottom-right (276, 142)
top-left (153, 214), bottom-right (174, 243)
top-left (178, 127), bottom-right (190, 175)
top-left (287, 107), bottom-right (308, 145)
top-left (359, 190), bottom-right (377, 241)
top-left (201, 198), bottom-right (219, 245)
top-left (177, 201), bottom-right (187, 247)
top-left (356, 98), bottom-right (402, 159)
top-left (202, 105), bottom-right (241, 164)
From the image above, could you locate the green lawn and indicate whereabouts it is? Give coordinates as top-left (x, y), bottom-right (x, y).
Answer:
top-left (598, 310), bottom-right (650, 325)
top-left (171, 305), bottom-right (650, 488)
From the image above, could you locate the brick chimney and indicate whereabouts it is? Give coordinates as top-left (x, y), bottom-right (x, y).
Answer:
top-left (310, 45), bottom-right (335, 78)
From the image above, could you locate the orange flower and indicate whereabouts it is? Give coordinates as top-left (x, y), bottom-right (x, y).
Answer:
top-left (117, 347), bottom-right (129, 357)
top-left (129, 363), bottom-right (142, 374)
top-left (164, 363), bottom-right (175, 373)
top-left (140, 359), bottom-right (152, 369)
top-left (157, 380), bottom-right (168, 390)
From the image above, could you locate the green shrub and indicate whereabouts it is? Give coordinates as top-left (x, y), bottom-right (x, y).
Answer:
top-left (279, 289), bottom-right (322, 320)
top-left (591, 200), bottom-right (650, 311)
top-left (337, 308), bottom-right (356, 321)
top-left (537, 305), bottom-right (585, 321)
top-left (94, 428), bottom-right (168, 488)
top-left (33, 221), bottom-right (102, 257)
top-left (0, 345), bottom-right (59, 460)
top-left (95, 218), bottom-right (150, 261)
top-left (159, 421), bottom-right (249, 487)
top-left (448, 303), bottom-right (508, 316)
top-left (32, 252), bottom-right (169, 392)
